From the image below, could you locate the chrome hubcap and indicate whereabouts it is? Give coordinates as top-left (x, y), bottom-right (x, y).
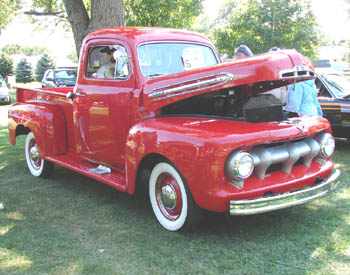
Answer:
top-left (30, 145), bottom-right (39, 163)
top-left (155, 173), bottom-right (182, 221)
top-left (160, 184), bottom-right (177, 210)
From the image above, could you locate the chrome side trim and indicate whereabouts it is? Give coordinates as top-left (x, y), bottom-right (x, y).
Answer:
top-left (149, 72), bottom-right (234, 101)
top-left (229, 169), bottom-right (341, 215)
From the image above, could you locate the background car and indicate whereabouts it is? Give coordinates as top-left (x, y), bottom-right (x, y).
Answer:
top-left (41, 68), bottom-right (77, 88)
top-left (0, 75), bottom-right (11, 105)
top-left (316, 72), bottom-right (350, 139)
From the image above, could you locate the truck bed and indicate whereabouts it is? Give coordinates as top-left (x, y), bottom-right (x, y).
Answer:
top-left (16, 86), bottom-right (74, 103)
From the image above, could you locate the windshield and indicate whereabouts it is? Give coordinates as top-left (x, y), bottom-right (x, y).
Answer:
top-left (138, 42), bottom-right (218, 77)
top-left (322, 74), bottom-right (350, 98)
top-left (54, 70), bottom-right (77, 79)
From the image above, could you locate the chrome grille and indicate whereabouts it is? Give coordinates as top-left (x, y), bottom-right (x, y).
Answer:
top-left (250, 134), bottom-right (324, 179)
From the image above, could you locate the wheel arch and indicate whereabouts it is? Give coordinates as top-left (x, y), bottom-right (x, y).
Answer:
top-left (131, 153), bottom-right (168, 196)
top-left (15, 124), bottom-right (31, 136)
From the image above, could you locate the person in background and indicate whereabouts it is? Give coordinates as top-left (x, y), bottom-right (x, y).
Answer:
top-left (285, 80), bottom-right (323, 117)
top-left (266, 47), bottom-right (322, 117)
top-left (234, 45), bottom-right (253, 60)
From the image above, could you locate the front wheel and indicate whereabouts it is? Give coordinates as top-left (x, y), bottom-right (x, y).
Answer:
top-left (25, 132), bottom-right (54, 178)
top-left (149, 162), bottom-right (201, 232)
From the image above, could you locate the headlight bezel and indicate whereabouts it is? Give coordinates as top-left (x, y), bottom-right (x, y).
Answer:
top-left (225, 150), bottom-right (255, 182)
top-left (316, 133), bottom-right (335, 158)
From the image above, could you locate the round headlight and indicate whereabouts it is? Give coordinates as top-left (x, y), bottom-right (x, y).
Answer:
top-left (225, 150), bottom-right (255, 181)
top-left (319, 133), bottom-right (335, 157)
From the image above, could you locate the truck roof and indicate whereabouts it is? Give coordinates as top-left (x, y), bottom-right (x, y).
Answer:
top-left (84, 27), bottom-right (215, 48)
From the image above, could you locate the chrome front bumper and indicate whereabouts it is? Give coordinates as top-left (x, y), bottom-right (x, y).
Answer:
top-left (230, 169), bottom-right (341, 215)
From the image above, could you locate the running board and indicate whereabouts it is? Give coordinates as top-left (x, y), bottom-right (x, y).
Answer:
top-left (46, 154), bottom-right (127, 192)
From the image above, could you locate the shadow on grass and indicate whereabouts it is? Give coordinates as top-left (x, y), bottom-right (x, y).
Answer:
top-left (1, 124), bottom-right (349, 274)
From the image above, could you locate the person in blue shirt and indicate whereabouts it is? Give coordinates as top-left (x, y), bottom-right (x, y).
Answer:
top-left (285, 80), bottom-right (323, 117)
top-left (235, 45), bottom-right (253, 60)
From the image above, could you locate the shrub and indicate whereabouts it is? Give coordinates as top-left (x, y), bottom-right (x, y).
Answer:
top-left (35, 54), bottom-right (55, 82)
top-left (0, 52), bottom-right (14, 77)
top-left (16, 58), bottom-right (33, 83)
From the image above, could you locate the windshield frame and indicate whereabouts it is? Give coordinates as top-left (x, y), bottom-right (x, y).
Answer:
top-left (320, 73), bottom-right (350, 98)
top-left (137, 41), bottom-right (219, 78)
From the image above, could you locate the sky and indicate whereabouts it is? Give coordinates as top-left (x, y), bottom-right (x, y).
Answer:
top-left (0, 0), bottom-right (349, 64)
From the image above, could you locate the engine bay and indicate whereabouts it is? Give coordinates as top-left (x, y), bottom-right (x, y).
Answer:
top-left (161, 85), bottom-right (290, 122)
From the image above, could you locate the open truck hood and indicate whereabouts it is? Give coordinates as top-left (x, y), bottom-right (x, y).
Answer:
top-left (142, 49), bottom-right (314, 111)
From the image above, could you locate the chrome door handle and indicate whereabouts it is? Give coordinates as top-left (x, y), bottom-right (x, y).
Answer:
top-left (75, 92), bottom-right (86, 97)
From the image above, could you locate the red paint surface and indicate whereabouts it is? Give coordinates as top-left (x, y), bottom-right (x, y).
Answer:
top-left (8, 27), bottom-right (334, 213)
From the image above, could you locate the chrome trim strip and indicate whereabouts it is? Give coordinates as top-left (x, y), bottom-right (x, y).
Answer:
top-left (149, 72), bottom-right (234, 100)
top-left (279, 66), bottom-right (315, 80)
top-left (229, 169), bottom-right (341, 215)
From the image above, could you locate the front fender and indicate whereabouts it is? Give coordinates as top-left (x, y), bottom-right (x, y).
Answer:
top-left (8, 101), bottom-right (67, 158)
top-left (124, 119), bottom-right (230, 207)
top-left (124, 116), bottom-right (329, 211)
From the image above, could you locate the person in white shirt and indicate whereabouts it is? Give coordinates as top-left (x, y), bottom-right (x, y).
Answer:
top-left (97, 47), bottom-right (116, 79)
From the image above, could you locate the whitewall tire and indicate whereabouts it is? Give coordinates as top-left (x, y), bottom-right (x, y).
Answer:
top-left (25, 132), bottom-right (54, 178)
top-left (149, 162), bottom-right (201, 232)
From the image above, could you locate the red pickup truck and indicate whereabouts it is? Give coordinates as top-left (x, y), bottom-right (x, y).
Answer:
top-left (8, 27), bottom-right (341, 232)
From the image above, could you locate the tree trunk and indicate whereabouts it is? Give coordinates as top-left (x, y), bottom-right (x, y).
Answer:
top-left (63, 0), bottom-right (125, 56)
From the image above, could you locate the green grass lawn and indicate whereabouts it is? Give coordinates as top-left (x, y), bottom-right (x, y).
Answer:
top-left (1, 105), bottom-right (349, 274)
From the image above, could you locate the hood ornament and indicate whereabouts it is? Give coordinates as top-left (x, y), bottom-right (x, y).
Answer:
top-left (296, 125), bottom-right (306, 134)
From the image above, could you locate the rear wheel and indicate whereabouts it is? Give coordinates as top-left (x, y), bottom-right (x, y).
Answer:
top-left (25, 132), bottom-right (54, 178)
top-left (149, 162), bottom-right (201, 232)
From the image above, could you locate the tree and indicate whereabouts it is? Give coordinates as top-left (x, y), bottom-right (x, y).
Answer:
top-left (25, 0), bottom-right (203, 56)
top-left (26, 0), bottom-right (125, 55)
top-left (346, 0), bottom-right (350, 18)
top-left (16, 58), bottom-right (33, 83)
top-left (0, 0), bottom-right (22, 29)
top-left (67, 50), bottom-right (78, 63)
top-left (124, 0), bottom-right (203, 28)
top-left (0, 52), bottom-right (14, 77)
top-left (214, 0), bottom-right (319, 59)
top-left (1, 44), bottom-right (49, 56)
top-left (35, 54), bottom-right (55, 81)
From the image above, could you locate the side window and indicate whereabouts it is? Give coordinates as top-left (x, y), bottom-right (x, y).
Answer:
top-left (85, 45), bottom-right (130, 79)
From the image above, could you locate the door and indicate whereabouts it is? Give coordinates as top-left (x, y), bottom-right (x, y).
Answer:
top-left (72, 42), bottom-right (134, 168)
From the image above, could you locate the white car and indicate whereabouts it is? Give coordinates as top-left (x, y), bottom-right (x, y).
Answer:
top-left (0, 76), bottom-right (11, 105)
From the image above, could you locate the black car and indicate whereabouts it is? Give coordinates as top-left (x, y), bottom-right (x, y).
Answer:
top-left (316, 73), bottom-right (350, 139)
top-left (41, 68), bottom-right (77, 88)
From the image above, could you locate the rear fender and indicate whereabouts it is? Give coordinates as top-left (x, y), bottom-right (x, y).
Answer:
top-left (8, 102), bottom-right (67, 158)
